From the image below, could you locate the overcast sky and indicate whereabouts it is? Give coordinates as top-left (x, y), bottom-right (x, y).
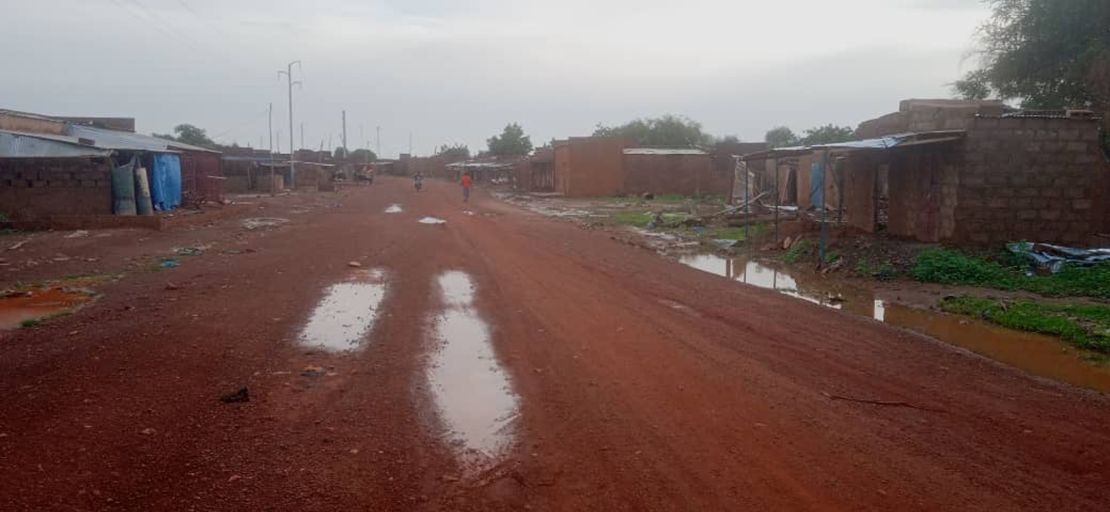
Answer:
top-left (4, 0), bottom-right (989, 157)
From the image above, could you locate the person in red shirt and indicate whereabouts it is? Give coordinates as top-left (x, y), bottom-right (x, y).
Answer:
top-left (461, 173), bottom-right (473, 203)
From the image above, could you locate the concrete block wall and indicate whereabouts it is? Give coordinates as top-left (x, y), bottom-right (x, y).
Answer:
top-left (0, 158), bottom-right (112, 220)
top-left (955, 117), bottom-right (1109, 244)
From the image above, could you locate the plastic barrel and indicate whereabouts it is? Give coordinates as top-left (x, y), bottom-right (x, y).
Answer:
top-left (111, 164), bottom-right (137, 216)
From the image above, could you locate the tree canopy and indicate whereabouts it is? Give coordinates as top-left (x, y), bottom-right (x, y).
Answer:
top-left (436, 144), bottom-right (470, 160)
top-left (152, 123), bottom-right (216, 148)
top-left (799, 124), bottom-right (856, 146)
top-left (955, 0), bottom-right (1110, 113)
top-left (332, 147), bottom-right (376, 162)
top-left (764, 126), bottom-right (800, 148)
top-left (487, 123), bottom-right (533, 157)
top-left (594, 115), bottom-right (714, 147)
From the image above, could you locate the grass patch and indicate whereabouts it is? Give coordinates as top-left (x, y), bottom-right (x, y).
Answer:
top-left (913, 248), bottom-right (1110, 299)
top-left (20, 318), bottom-right (41, 328)
top-left (783, 240), bottom-right (813, 264)
top-left (612, 211), bottom-right (653, 227)
top-left (941, 296), bottom-right (1110, 352)
top-left (856, 258), bottom-right (898, 280)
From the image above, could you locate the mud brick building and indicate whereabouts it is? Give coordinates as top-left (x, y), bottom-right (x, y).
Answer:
top-left (622, 148), bottom-right (714, 196)
top-left (748, 100), bottom-right (1110, 245)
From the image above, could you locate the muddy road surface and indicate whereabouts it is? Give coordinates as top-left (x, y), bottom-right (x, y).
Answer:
top-left (1, 177), bottom-right (1108, 511)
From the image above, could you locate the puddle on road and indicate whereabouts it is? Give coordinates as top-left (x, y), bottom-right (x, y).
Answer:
top-left (679, 253), bottom-right (1110, 393)
top-left (298, 269), bottom-right (388, 352)
top-left (419, 217), bottom-right (446, 225)
top-left (0, 287), bottom-right (93, 330)
top-left (427, 271), bottom-right (519, 469)
top-left (385, 204), bottom-right (403, 213)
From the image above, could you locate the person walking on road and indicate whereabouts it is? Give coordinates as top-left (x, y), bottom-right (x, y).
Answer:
top-left (413, 171), bottom-right (424, 192)
top-left (461, 173), bottom-right (473, 203)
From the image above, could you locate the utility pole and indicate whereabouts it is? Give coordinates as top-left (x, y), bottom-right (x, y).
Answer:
top-left (300, 122), bottom-right (304, 156)
top-left (341, 111), bottom-right (348, 158)
top-left (408, 132), bottom-right (413, 155)
top-left (278, 60), bottom-right (301, 188)
top-left (375, 125), bottom-right (381, 157)
top-left (268, 102), bottom-right (275, 196)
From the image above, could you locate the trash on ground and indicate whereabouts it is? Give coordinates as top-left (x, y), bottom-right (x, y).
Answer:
top-left (385, 204), bottom-right (403, 213)
top-left (348, 261), bottom-right (362, 268)
top-left (241, 217), bottom-right (290, 230)
top-left (65, 230), bottom-right (89, 239)
top-left (7, 240), bottom-right (29, 251)
top-left (301, 365), bottom-right (325, 377)
top-left (160, 258), bottom-right (179, 268)
top-left (1008, 242), bottom-right (1110, 274)
top-left (419, 217), bottom-right (447, 225)
top-left (219, 387), bottom-right (250, 403)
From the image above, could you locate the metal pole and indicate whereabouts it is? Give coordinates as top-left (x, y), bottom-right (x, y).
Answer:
top-left (376, 126), bottom-right (381, 157)
top-left (341, 111), bottom-right (348, 157)
top-left (268, 102), bottom-right (274, 196)
top-left (742, 157), bottom-right (749, 243)
top-left (819, 149), bottom-right (829, 265)
top-left (771, 158), bottom-right (780, 246)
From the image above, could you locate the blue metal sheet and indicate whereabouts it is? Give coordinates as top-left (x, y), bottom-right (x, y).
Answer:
top-left (0, 130), bottom-right (112, 158)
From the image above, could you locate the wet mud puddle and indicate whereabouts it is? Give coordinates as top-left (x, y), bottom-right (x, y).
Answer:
top-left (427, 271), bottom-right (520, 470)
top-left (385, 204), bottom-right (403, 213)
top-left (298, 269), bottom-right (388, 351)
top-left (0, 287), bottom-right (93, 330)
top-left (680, 254), bottom-right (1110, 393)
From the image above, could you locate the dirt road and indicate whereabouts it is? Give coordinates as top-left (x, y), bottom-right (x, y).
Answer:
top-left (1, 177), bottom-right (1108, 511)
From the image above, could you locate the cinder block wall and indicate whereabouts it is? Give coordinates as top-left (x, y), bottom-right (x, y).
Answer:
top-left (955, 117), bottom-right (1109, 244)
top-left (0, 158), bottom-right (113, 220)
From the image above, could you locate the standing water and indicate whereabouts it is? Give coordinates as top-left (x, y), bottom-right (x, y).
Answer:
top-left (0, 287), bottom-right (92, 330)
top-left (427, 271), bottom-right (520, 470)
top-left (679, 253), bottom-right (1110, 392)
top-left (298, 269), bottom-right (388, 351)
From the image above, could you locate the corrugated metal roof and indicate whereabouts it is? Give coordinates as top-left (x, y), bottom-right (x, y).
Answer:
top-left (65, 124), bottom-right (220, 153)
top-left (65, 124), bottom-right (177, 152)
top-left (0, 129), bottom-right (113, 158)
top-left (623, 148), bottom-right (708, 156)
top-left (740, 130), bottom-right (965, 161)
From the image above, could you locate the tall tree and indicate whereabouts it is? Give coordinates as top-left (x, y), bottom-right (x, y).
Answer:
top-left (487, 123), bottom-right (533, 157)
top-left (348, 148), bottom-right (377, 163)
top-left (436, 144), bottom-right (470, 160)
top-left (171, 124), bottom-right (216, 148)
top-left (799, 124), bottom-right (855, 145)
top-left (594, 115), bottom-right (714, 147)
top-left (764, 126), bottom-right (800, 148)
top-left (955, 0), bottom-right (1110, 113)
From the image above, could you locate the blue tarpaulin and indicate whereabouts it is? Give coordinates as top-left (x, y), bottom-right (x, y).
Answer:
top-left (810, 157), bottom-right (825, 209)
top-left (150, 153), bottom-right (182, 211)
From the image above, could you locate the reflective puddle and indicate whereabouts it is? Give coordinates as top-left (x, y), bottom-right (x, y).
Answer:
top-left (679, 253), bottom-right (1110, 392)
top-left (0, 287), bottom-right (93, 330)
top-left (298, 269), bottom-right (388, 351)
top-left (419, 217), bottom-right (446, 225)
top-left (427, 271), bottom-right (519, 469)
top-left (385, 204), bottom-right (403, 213)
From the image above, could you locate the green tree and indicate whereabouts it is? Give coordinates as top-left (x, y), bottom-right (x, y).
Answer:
top-left (348, 148), bottom-right (377, 162)
top-left (799, 124), bottom-right (855, 145)
top-left (764, 126), bottom-right (800, 148)
top-left (172, 124), bottom-right (216, 148)
top-left (333, 147), bottom-right (348, 161)
top-left (594, 115), bottom-right (714, 146)
top-left (436, 144), bottom-right (470, 160)
top-left (487, 123), bottom-right (533, 157)
top-left (956, 0), bottom-right (1110, 112)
